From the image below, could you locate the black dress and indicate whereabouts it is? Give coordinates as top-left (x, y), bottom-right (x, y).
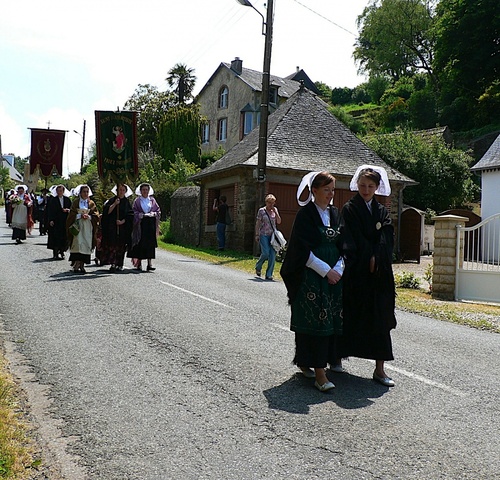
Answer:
top-left (47, 195), bottom-right (71, 254)
top-left (100, 196), bottom-right (133, 267)
top-left (337, 193), bottom-right (396, 361)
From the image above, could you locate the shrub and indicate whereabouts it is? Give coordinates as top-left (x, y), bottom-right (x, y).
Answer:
top-left (424, 263), bottom-right (433, 292)
top-left (160, 219), bottom-right (174, 243)
top-left (394, 271), bottom-right (421, 289)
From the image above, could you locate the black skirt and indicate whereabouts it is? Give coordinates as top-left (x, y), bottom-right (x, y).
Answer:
top-left (293, 333), bottom-right (338, 368)
top-left (127, 216), bottom-right (157, 260)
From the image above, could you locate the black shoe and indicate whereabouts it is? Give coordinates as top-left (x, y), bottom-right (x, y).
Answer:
top-left (109, 266), bottom-right (116, 273)
top-left (15, 238), bottom-right (21, 244)
top-left (147, 265), bottom-right (156, 271)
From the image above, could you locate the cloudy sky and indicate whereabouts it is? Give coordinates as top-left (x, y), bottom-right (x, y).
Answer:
top-left (1, 0), bottom-right (370, 176)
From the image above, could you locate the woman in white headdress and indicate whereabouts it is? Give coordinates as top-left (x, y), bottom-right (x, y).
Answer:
top-left (66, 184), bottom-right (99, 274)
top-left (127, 183), bottom-right (161, 271)
top-left (10, 185), bottom-right (33, 244)
top-left (280, 171), bottom-right (344, 392)
top-left (100, 183), bottom-right (134, 272)
top-left (47, 184), bottom-right (72, 259)
top-left (337, 165), bottom-right (397, 387)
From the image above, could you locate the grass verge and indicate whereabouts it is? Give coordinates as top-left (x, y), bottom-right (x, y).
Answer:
top-left (160, 242), bottom-right (500, 333)
top-left (0, 355), bottom-right (38, 479)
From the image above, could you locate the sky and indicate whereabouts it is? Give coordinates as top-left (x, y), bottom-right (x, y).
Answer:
top-left (0, 0), bottom-right (370, 176)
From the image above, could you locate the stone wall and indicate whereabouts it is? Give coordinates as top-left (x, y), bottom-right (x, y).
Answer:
top-left (170, 186), bottom-right (201, 246)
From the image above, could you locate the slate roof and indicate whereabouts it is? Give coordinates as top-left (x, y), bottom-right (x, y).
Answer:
top-left (1, 159), bottom-right (23, 182)
top-left (471, 133), bottom-right (500, 171)
top-left (196, 62), bottom-right (301, 100)
top-left (191, 87), bottom-right (415, 184)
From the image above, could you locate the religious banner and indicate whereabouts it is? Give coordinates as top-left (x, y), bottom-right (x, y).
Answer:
top-left (29, 128), bottom-right (66, 177)
top-left (95, 110), bottom-right (138, 182)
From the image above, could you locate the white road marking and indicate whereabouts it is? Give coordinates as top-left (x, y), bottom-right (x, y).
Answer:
top-left (271, 323), bottom-right (290, 332)
top-left (160, 281), bottom-right (235, 309)
top-left (360, 359), bottom-right (467, 397)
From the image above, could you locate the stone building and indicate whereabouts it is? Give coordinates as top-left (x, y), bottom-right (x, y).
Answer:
top-left (180, 86), bottom-right (415, 253)
top-left (196, 57), bottom-right (318, 154)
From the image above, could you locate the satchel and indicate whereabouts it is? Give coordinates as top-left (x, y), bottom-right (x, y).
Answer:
top-left (69, 220), bottom-right (80, 236)
top-left (270, 230), bottom-right (286, 253)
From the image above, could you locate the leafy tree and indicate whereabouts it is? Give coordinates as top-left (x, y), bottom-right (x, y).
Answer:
top-left (166, 150), bottom-right (199, 185)
top-left (157, 105), bottom-right (201, 168)
top-left (476, 81), bottom-right (500, 126)
top-left (124, 84), bottom-right (175, 150)
top-left (352, 84), bottom-right (371, 104)
top-left (433, 0), bottom-right (500, 102)
top-left (363, 128), bottom-right (478, 211)
top-left (314, 81), bottom-right (332, 103)
top-left (14, 156), bottom-right (28, 177)
top-left (331, 87), bottom-right (353, 105)
top-left (366, 75), bottom-right (391, 104)
top-left (354, 0), bottom-right (436, 82)
top-left (166, 63), bottom-right (197, 105)
top-left (0, 165), bottom-right (14, 193)
top-left (407, 88), bottom-right (438, 129)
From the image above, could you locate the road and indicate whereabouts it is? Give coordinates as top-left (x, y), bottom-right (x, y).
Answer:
top-left (0, 219), bottom-right (499, 480)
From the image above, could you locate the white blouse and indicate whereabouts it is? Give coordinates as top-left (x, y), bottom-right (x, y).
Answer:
top-left (305, 203), bottom-right (345, 278)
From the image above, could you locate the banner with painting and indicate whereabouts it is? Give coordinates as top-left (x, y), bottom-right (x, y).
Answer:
top-left (95, 110), bottom-right (138, 182)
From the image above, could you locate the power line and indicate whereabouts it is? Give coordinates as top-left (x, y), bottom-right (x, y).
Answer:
top-left (289, 0), bottom-right (357, 37)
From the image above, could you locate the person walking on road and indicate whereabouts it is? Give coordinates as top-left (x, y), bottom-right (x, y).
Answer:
top-left (47, 184), bottom-right (71, 259)
top-left (128, 183), bottom-right (161, 272)
top-left (100, 183), bottom-right (134, 272)
top-left (67, 184), bottom-right (99, 274)
top-left (10, 185), bottom-right (33, 244)
top-left (255, 194), bottom-right (281, 280)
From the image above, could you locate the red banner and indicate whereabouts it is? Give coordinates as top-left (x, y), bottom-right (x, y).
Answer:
top-left (30, 128), bottom-right (66, 177)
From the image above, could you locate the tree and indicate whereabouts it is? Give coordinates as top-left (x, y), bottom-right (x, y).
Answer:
top-left (366, 75), bottom-right (391, 104)
top-left (331, 87), bottom-right (353, 105)
top-left (0, 165), bottom-right (14, 193)
top-left (166, 63), bottom-right (196, 105)
top-left (166, 150), bottom-right (199, 186)
top-left (433, 0), bottom-right (500, 102)
top-left (124, 84), bottom-right (175, 150)
top-left (363, 129), bottom-right (478, 211)
top-left (157, 105), bottom-right (201, 169)
top-left (314, 81), bottom-right (332, 103)
top-left (354, 0), bottom-right (436, 82)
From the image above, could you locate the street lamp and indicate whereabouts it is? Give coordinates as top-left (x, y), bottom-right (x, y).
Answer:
top-left (73, 119), bottom-right (86, 174)
top-left (236, 0), bottom-right (274, 209)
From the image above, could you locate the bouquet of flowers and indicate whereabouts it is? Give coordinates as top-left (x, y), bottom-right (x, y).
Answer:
top-left (9, 194), bottom-right (22, 206)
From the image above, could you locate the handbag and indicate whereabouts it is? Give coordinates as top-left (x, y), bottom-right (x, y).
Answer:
top-left (265, 210), bottom-right (287, 261)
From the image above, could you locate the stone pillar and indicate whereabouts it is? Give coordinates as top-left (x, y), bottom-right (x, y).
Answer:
top-left (431, 214), bottom-right (468, 300)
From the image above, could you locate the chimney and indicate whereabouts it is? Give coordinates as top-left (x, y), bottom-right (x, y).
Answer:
top-left (296, 66), bottom-right (300, 73)
top-left (231, 57), bottom-right (243, 75)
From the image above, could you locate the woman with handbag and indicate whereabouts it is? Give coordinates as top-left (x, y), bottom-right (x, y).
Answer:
top-left (254, 194), bottom-right (281, 281)
top-left (280, 172), bottom-right (344, 392)
top-left (66, 184), bottom-right (99, 274)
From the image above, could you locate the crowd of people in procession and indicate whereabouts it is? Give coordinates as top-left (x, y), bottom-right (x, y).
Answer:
top-left (4, 164), bottom-right (397, 392)
top-left (4, 182), bottom-right (161, 274)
